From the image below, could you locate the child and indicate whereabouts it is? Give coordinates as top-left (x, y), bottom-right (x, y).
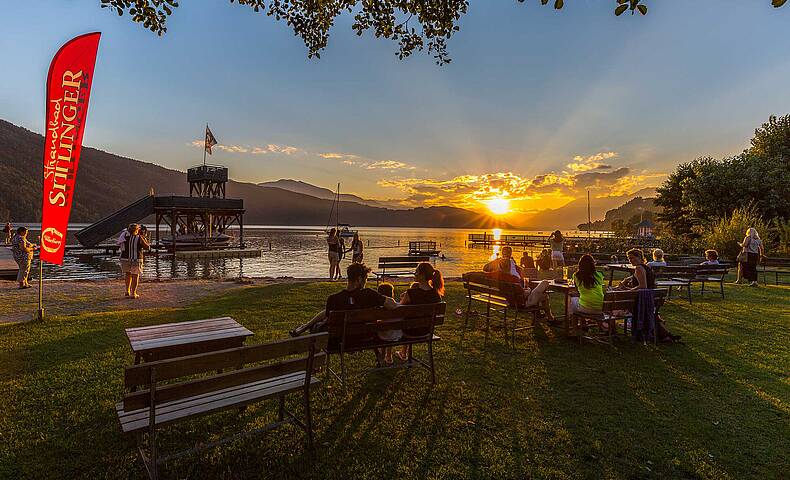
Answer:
top-left (701, 250), bottom-right (720, 265)
top-left (377, 283), bottom-right (401, 365)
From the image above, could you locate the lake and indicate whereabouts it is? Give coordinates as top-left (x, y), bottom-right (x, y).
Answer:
top-left (17, 225), bottom-right (602, 281)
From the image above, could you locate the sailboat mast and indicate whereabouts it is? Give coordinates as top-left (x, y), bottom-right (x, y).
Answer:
top-left (336, 183), bottom-right (340, 228)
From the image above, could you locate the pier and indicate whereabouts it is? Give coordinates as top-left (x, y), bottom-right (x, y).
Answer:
top-left (466, 232), bottom-right (659, 249)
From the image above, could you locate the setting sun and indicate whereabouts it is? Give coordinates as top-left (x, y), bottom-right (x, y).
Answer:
top-left (485, 197), bottom-right (510, 215)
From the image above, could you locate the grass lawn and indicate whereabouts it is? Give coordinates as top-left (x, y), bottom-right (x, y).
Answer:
top-left (1, 279), bottom-right (788, 479)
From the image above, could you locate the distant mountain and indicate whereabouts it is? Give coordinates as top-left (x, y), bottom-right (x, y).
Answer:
top-left (578, 196), bottom-right (658, 231)
top-left (258, 179), bottom-right (406, 209)
top-left (518, 188), bottom-right (657, 230)
top-left (0, 119), bottom-right (508, 229)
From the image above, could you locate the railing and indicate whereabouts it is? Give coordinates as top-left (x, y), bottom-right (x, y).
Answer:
top-left (188, 165), bottom-right (228, 183)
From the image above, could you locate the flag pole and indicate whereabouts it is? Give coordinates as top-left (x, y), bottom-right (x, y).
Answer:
top-left (203, 124), bottom-right (208, 166)
top-left (37, 235), bottom-right (44, 321)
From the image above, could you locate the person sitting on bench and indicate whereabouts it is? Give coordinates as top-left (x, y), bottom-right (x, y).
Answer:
top-left (482, 246), bottom-right (553, 317)
top-left (395, 262), bottom-right (444, 362)
top-left (570, 254), bottom-right (605, 316)
top-left (700, 249), bottom-right (720, 265)
top-left (290, 263), bottom-right (398, 337)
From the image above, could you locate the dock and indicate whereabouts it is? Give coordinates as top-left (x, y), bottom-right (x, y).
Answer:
top-left (173, 248), bottom-right (262, 259)
top-left (466, 232), bottom-right (659, 249)
top-left (0, 246), bottom-right (18, 280)
top-left (408, 240), bottom-right (441, 256)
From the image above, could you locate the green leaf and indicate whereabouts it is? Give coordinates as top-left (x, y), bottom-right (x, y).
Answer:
top-left (615, 4), bottom-right (628, 15)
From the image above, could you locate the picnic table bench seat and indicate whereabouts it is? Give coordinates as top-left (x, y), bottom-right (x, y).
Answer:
top-left (572, 288), bottom-right (668, 347)
top-left (373, 256), bottom-right (430, 284)
top-left (760, 257), bottom-right (790, 285)
top-left (462, 272), bottom-right (549, 347)
top-left (117, 332), bottom-right (327, 480)
top-left (325, 302), bottom-right (445, 385)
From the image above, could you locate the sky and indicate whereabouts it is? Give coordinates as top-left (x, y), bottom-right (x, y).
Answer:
top-left (2, 0), bottom-right (789, 220)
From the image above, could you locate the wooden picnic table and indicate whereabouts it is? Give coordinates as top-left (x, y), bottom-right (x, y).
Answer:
top-left (124, 316), bottom-right (253, 364)
top-left (605, 263), bottom-right (635, 286)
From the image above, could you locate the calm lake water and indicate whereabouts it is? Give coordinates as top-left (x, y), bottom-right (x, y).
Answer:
top-left (19, 225), bottom-right (600, 281)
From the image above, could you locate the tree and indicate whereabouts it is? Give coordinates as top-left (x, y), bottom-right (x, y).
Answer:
top-left (655, 115), bottom-right (790, 237)
top-left (101, 0), bottom-right (786, 65)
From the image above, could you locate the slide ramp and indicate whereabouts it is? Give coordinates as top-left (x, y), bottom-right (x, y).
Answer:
top-left (75, 195), bottom-right (155, 247)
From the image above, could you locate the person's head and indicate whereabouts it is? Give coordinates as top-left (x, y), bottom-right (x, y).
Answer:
top-left (576, 254), bottom-right (598, 289)
top-left (746, 227), bottom-right (760, 240)
top-left (552, 230), bottom-right (563, 241)
top-left (501, 246), bottom-right (513, 259)
top-left (377, 282), bottom-right (394, 298)
top-left (329, 228), bottom-right (337, 238)
top-left (414, 262), bottom-right (445, 296)
top-left (521, 251), bottom-right (529, 258)
top-left (16, 226), bottom-right (27, 237)
top-left (353, 232), bottom-right (359, 241)
top-left (127, 223), bottom-right (139, 235)
top-left (140, 225), bottom-right (147, 232)
top-left (346, 263), bottom-right (371, 290)
top-left (705, 249), bottom-right (718, 261)
top-left (626, 248), bottom-right (645, 265)
top-left (652, 248), bottom-right (664, 261)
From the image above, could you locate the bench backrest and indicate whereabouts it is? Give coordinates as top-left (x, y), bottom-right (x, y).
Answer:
top-left (694, 265), bottom-right (729, 278)
top-left (378, 256), bottom-right (431, 272)
top-left (653, 265), bottom-right (696, 280)
top-left (122, 332), bottom-right (328, 411)
top-left (462, 272), bottom-right (525, 305)
top-left (760, 257), bottom-right (790, 267)
top-left (326, 303), bottom-right (446, 349)
top-left (601, 288), bottom-right (667, 312)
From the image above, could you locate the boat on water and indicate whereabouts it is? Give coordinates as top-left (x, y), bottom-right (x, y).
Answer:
top-left (161, 232), bottom-right (233, 248)
top-left (325, 183), bottom-right (358, 238)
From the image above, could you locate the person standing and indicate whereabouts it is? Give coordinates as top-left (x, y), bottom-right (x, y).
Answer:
top-left (11, 227), bottom-right (36, 289)
top-left (350, 232), bottom-right (364, 264)
top-left (549, 230), bottom-right (565, 270)
top-left (327, 228), bottom-right (341, 280)
top-left (119, 224), bottom-right (150, 298)
top-left (3, 222), bottom-right (12, 245)
top-left (739, 227), bottom-right (764, 287)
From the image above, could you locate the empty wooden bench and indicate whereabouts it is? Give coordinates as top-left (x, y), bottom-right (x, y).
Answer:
top-left (325, 303), bottom-right (445, 385)
top-left (760, 257), bottom-right (790, 285)
top-left (374, 255), bottom-right (430, 285)
top-left (461, 272), bottom-right (548, 346)
top-left (116, 332), bottom-right (328, 480)
top-left (654, 266), bottom-right (695, 303)
top-left (572, 288), bottom-right (667, 347)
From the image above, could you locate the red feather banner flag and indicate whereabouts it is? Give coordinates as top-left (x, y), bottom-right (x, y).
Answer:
top-left (40, 32), bottom-right (101, 265)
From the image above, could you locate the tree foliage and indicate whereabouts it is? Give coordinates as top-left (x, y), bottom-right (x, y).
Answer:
top-left (100, 0), bottom-right (786, 64)
top-left (695, 204), bottom-right (768, 260)
top-left (655, 114), bottom-right (790, 238)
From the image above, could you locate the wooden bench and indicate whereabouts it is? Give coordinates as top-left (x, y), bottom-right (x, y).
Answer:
top-left (760, 257), bottom-right (790, 285)
top-left (572, 288), bottom-right (668, 347)
top-left (325, 303), bottom-right (445, 385)
top-left (116, 332), bottom-right (328, 480)
top-left (654, 266), bottom-right (695, 303)
top-left (690, 265), bottom-right (729, 299)
top-left (461, 272), bottom-right (548, 346)
top-left (374, 255), bottom-right (430, 285)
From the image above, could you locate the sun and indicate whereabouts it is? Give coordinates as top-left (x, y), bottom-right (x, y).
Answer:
top-left (485, 197), bottom-right (510, 216)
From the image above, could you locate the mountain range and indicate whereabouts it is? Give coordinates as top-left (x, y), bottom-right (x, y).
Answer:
top-left (257, 179), bottom-right (406, 210)
top-left (0, 119), bottom-right (508, 229)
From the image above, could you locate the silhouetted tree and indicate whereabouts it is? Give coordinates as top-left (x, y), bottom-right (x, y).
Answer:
top-left (100, 0), bottom-right (786, 64)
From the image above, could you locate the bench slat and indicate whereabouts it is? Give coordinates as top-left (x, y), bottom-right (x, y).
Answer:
top-left (118, 373), bottom-right (319, 434)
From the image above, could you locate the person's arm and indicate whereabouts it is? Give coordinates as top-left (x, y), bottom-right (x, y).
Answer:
top-left (483, 260), bottom-right (497, 273)
top-left (140, 235), bottom-right (151, 249)
top-left (383, 296), bottom-right (398, 309)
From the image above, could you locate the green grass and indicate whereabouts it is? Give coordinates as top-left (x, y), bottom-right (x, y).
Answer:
top-left (1, 280), bottom-right (788, 479)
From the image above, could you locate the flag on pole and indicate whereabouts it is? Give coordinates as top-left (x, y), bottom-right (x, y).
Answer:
top-left (40, 32), bottom-right (101, 265)
top-left (205, 125), bottom-right (218, 155)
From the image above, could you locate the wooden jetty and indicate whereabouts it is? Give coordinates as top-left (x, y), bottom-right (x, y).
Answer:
top-left (0, 247), bottom-right (18, 280)
top-left (408, 240), bottom-right (441, 256)
top-left (174, 248), bottom-right (262, 259)
top-left (466, 232), bottom-right (658, 249)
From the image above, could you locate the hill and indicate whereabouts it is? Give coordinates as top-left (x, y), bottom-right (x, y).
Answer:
top-left (258, 179), bottom-right (405, 209)
top-left (578, 196), bottom-right (658, 231)
top-left (518, 188), bottom-right (656, 230)
top-left (0, 119), bottom-right (508, 229)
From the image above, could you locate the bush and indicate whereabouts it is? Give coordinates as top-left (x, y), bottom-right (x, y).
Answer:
top-left (657, 232), bottom-right (696, 256)
top-left (695, 205), bottom-right (768, 260)
top-left (770, 217), bottom-right (790, 255)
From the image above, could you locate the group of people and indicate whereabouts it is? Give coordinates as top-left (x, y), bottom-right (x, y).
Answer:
top-left (291, 260), bottom-right (445, 364)
top-left (326, 229), bottom-right (364, 280)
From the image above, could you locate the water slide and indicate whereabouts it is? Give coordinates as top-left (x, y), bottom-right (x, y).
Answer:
top-left (75, 195), bottom-right (155, 247)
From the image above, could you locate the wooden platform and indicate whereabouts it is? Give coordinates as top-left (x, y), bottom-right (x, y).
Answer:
top-left (173, 248), bottom-right (262, 259)
top-left (0, 246), bottom-right (19, 280)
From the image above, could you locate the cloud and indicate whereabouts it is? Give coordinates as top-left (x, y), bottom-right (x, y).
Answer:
top-left (319, 152), bottom-right (359, 160)
top-left (190, 140), bottom-right (302, 155)
top-left (319, 151), bottom-right (416, 171)
top-left (567, 151), bottom-right (618, 172)
top-left (365, 160), bottom-right (416, 170)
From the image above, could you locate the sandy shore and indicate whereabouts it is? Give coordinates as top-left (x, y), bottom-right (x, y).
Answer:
top-left (0, 277), bottom-right (320, 324)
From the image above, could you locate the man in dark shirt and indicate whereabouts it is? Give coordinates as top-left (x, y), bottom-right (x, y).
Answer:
top-left (290, 263), bottom-right (397, 336)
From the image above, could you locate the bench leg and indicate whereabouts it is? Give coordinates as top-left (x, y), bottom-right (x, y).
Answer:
top-left (428, 341), bottom-right (436, 384)
top-left (720, 281), bottom-right (724, 299)
top-left (303, 388), bottom-right (314, 450)
top-left (463, 296), bottom-right (472, 330)
top-left (340, 352), bottom-right (347, 387)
